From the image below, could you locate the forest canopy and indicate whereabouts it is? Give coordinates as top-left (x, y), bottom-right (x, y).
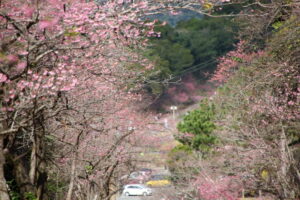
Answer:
top-left (144, 16), bottom-right (237, 99)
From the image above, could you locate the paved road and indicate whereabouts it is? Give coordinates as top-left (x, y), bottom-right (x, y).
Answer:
top-left (117, 195), bottom-right (143, 200)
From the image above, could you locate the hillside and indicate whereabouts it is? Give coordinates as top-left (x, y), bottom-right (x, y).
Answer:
top-left (167, 4), bottom-right (300, 200)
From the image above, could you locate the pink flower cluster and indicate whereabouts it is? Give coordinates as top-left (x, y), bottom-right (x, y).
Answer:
top-left (210, 41), bottom-right (265, 84)
top-left (195, 176), bottom-right (242, 200)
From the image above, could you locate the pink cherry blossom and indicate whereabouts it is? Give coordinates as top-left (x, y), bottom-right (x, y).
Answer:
top-left (0, 73), bottom-right (7, 83)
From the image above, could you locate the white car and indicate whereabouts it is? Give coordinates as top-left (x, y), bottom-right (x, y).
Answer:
top-left (122, 184), bottom-right (152, 196)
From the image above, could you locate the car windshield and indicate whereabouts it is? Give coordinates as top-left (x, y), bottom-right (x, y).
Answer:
top-left (140, 168), bottom-right (151, 171)
top-left (129, 172), bottom-right (142, 178)
top-left (126, 185), bottom-right (146, 189)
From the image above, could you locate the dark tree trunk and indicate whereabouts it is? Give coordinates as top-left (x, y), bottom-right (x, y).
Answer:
top-left (0, 136), bottom-right (10, 200)
top-left (29, 110), bottom-right (48, 200)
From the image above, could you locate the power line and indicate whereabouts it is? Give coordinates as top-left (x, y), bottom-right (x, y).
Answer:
top-left (131, 58), bottom-right (218, 88)
top-left (171, 59), bottom-right (217, 80)
top-left (171, 58), bottom-right (216, 76)
top-left (142, 58), bottom-right (216, 85)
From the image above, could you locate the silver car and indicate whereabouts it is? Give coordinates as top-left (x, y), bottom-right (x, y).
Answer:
top-left (122, 184), bottom-right (152, 196)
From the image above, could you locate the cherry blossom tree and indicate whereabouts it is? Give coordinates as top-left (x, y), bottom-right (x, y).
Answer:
top-left (210, 41), bottom-right (265, 84)
top-left (0, 0), bottom-right (161, 199)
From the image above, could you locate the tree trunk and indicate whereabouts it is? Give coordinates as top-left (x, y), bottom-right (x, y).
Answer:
top-left (13, 157), bottom-right (34, 196)
top-left (0, 136), bottom-right (10, 200)
top-left (29, 112), bottom-right (48, 200)
top-left (279, 126), bottom-right (293, 199)
top-left (29, 132), bottom-right (37, 185)
top-left (66, 152), bottom-right (77, 200)
top-left (66, 131), bottom-right (82, 200)
top-left (36, 130), bottom-right (47, 200)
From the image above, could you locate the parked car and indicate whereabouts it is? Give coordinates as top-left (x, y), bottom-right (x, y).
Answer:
top-left (119, 171), bottom-right (148, 186)
top-left (129, 171), bottom-right (148, 183)
top-left (138, 168), bottom-right (152, 180)
top-left (122, 184), bottom-right (152, 196)
top-left (139, 168), bottom-right (152, 176)
top-left (146, 175), bottom-right (171, 187)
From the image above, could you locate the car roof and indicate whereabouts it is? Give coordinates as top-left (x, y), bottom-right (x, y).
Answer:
top-left (124, 184), bottom-right (146, 187)
top-left (149, 174), bottom-right (168, 180)
top-left (140, 168), bottom-right (152, 171)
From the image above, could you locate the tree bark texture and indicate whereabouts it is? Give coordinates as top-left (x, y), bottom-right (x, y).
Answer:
top-left (0, 136), bottom-right (10, 200)
top-left (66, 131), bottom-right (82, 200)
top-left (29, 112), bottom-right (47, 200)
top-left (279, 126), bottom-right (294, 199)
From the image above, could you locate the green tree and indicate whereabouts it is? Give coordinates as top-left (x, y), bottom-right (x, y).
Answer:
top-left (148, 40), bottom-right (194, 74)
top-left (142, 54), bottom-right (171, 95)
top-left (176, 17), bottom-right (237, 70)
top-left (176, 100), bottom-right (217, 152)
